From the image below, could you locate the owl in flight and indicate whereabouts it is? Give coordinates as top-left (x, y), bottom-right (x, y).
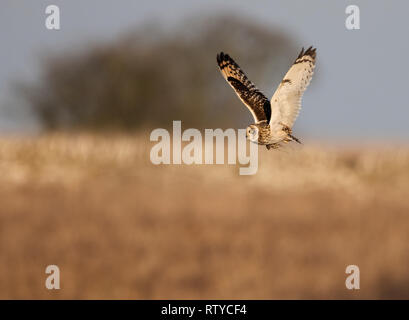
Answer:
top-left (217, 47), bottom-right (316, 150)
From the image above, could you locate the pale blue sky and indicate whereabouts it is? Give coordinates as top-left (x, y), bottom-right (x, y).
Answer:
top-left (1, 0), bottom-right (408, 141)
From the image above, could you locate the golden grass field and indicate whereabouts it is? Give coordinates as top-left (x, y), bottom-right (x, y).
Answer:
top-left (1, 133), bottom-right (409, 299)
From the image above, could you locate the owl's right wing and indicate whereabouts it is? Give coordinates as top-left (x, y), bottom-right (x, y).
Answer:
top-left (270, 46), bottom-right (316, 128)
top-left (217, 52), bottom-right (271, 123)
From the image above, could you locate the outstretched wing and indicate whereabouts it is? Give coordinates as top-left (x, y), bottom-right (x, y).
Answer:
top-left (270, 46), bottom-right (316, 128)
top-left (217, 52), bottom-right (271, 123)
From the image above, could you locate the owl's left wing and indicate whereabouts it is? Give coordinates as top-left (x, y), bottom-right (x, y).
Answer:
top-left (270, 46), bottom-right (316, 128)
top-left (217, 52), bottom-right (271, 123)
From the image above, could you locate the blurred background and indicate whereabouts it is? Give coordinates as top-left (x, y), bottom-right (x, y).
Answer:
top-left (1, 0), bottom-right (409, 299)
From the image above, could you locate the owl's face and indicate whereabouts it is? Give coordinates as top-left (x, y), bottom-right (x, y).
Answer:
top-left (246, 125), bottom-right (259, 142)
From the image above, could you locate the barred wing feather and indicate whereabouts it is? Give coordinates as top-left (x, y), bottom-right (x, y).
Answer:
top-left (270, 47), bottom-right (316, 128)
top-left (217, 52), bottom-right (271, 123)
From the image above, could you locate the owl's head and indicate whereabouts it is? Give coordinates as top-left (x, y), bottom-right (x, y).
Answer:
top-left (246, 125), bottom-right (259, 143)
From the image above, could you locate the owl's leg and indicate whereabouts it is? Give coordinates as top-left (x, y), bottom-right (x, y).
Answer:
top-left (266, 143), bottom-right (280, 150)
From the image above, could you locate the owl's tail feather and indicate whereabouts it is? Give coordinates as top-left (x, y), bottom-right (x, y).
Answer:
top-left (289, 134), bottom-right (302, 144)
top-left (280, 123), bottom-right (302, 144)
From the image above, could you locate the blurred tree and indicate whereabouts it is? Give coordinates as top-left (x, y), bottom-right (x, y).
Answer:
top-left (22, 15), bottom-right (295, 131)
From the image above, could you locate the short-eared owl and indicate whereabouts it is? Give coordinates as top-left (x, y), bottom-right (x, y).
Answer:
top-left (217, 47), bottom-right (316, 150)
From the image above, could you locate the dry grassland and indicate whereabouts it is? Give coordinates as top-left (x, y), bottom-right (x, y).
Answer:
top-left (1, 134), bottom-right (409, 299)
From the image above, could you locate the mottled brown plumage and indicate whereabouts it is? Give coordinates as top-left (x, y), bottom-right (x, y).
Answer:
top-left (217, 47), bottom-right (317, 149)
